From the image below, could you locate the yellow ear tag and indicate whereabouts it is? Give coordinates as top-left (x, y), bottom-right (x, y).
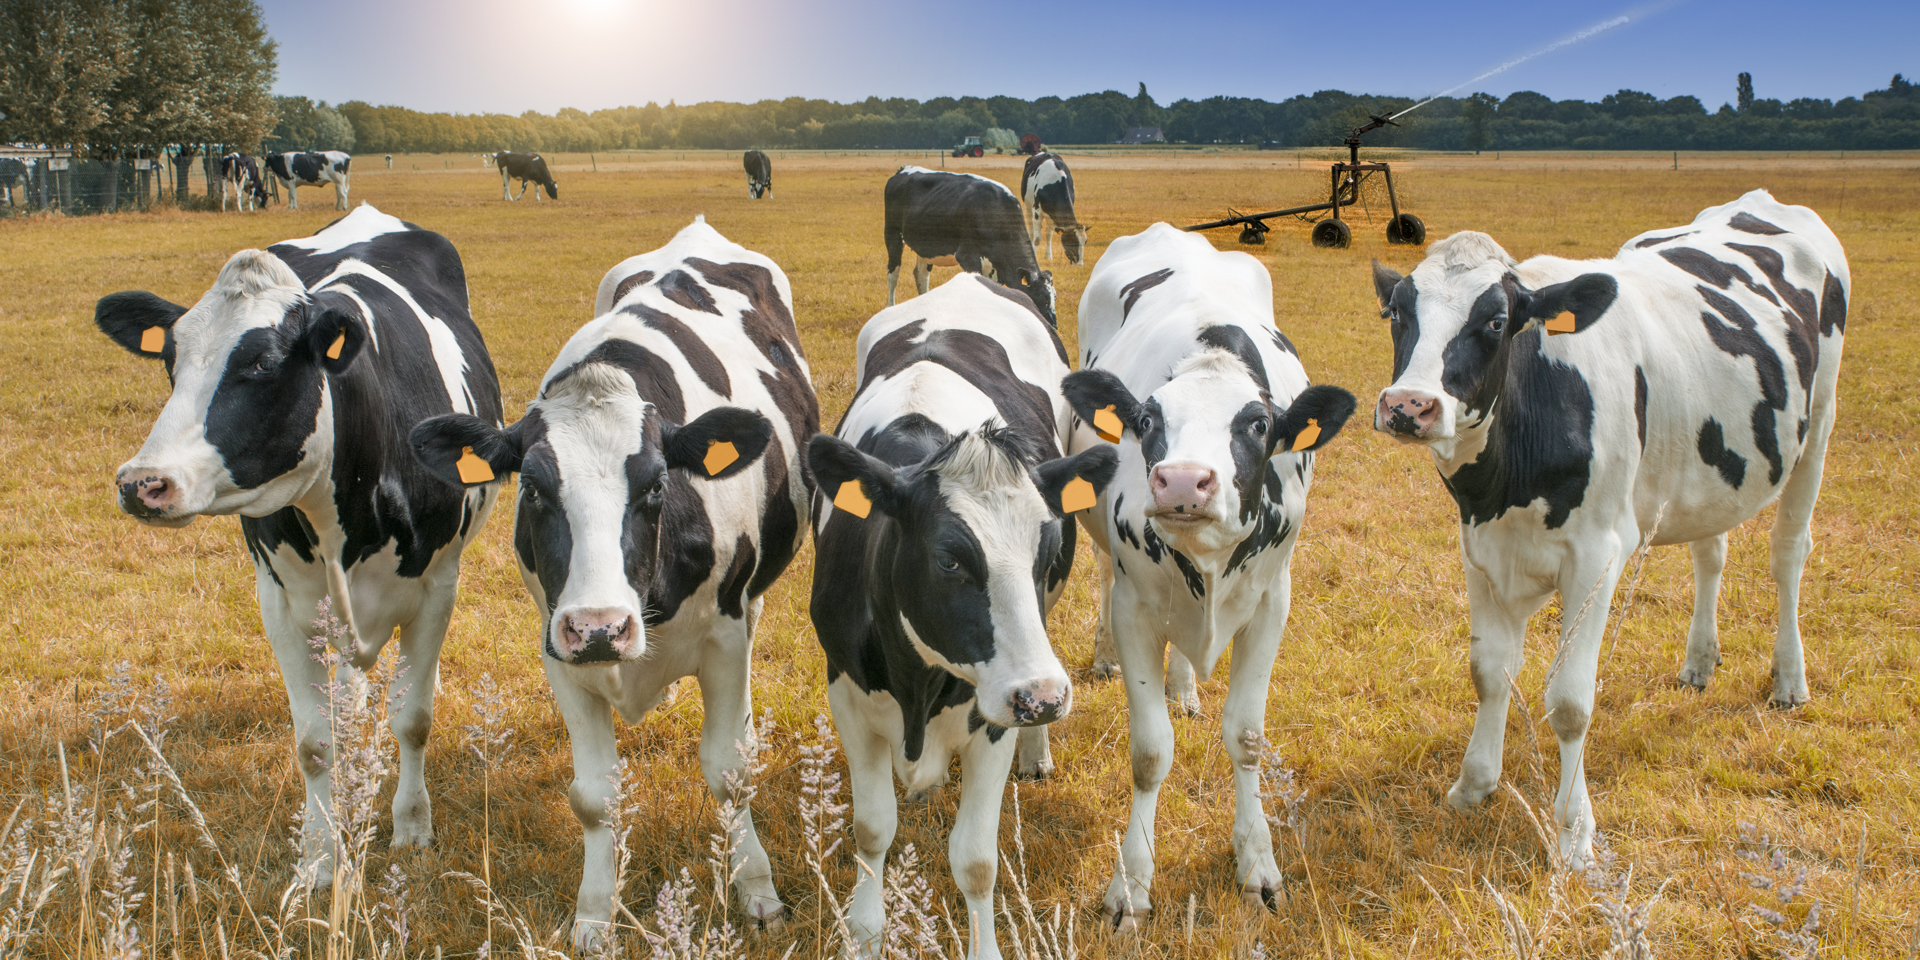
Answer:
top-left (1092, 405), bottom-right (1124, 443)
top-left (1290, 418), bottom-right (1321, 452)
top-left (703, 440), bottom-right (739, 476)
top-left (455, 446), bottom-right (495, 484)
top-left (1060, 475), bottom-right (1097, 513)
top-left (833, 479), bottom-right (872, 519)
top-left (139, 326), bottom-right (166, 353)
top-left (326, 330), bottom-right (346, 359)
top-left (1544, 312), bottom-right (1577, 336)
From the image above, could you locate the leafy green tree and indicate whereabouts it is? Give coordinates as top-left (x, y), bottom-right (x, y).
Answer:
top-left (1737, 72), bottom-right (1755, 112)
top-left (1461, 92), bottom-right (1498, 153)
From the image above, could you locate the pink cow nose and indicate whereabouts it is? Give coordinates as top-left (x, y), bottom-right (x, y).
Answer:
top-left (556, 608), bottom-right (639, 662)
top-left (117, 471), bottom-right (178, 515)
top-left (1006, 677), bottom-right (1071, 726)
top-left (1377, 389), bottom-right (1441, 436)
top-left (1151, 464), bottom-right (1216, 515)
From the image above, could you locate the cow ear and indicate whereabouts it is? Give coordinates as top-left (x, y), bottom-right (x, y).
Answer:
top-left (1271, 385), bottom-right (1358, 454)
top-left (807, 434), bottom-right (904, 520)
top-left (1061, 369), bottom-right (1143, 441)
top-left (410, 414), bottom-right (522, 488)
top-left (96, 291), bottom-right (187, 360)
top-left (1036, 446), bottom-right (1119, 518)
top-left (302, 291), bottom-right (368, 373)
top-left (1525, 272), bottom-right (1618, 337)
top-left (1371, 260), bottom-right (1403, 318)
top-left (660, 406), bottom-right (773, 480)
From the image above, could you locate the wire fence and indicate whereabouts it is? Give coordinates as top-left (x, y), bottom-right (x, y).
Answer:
top-left (0, 149), bottom-right (231, 218)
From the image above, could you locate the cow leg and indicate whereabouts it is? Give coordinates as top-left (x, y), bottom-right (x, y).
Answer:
top-left (829, 676), bottom-right (895, 959)
top-left (1767, 397), bottom-right (1835, 708)
top-left (1102, 590), bottom-right (1172, 927)
top-left (1089, 546), bottom-right (1120, 679)
top-left (1677, 533), bottom-right (1728, 689)
top-left (387, 578), bottom-right (456, 849)
top-left (953, 725), bottom-right (1017, 960)
top-left (695, 625), bottom-right (783, 926)
top-left (501, 168), bottom-right (511, 201)
top-left (1029, 206), bottom-right (1045, 262)
top-left (886, 266), bottom-right (901, 306)
top-left (260, 576), bottom-right (338, 885)
top-left (914, 261), bottom-right (932, 296)
top-left (1165, 647), bottom-right (1199, 716)
top-left (545, 661), bottom-right (623, 951)
top-left (288, 184), bottom-right (299, 211)
top-left (1222, 584), bottom-right (1288, 908)
top-left (1448, 564), bottom-right (1546, 811)
top-left (1544, 531), bottom-right (1628, 869)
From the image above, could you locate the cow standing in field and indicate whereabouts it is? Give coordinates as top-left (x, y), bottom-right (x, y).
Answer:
top-left (265, 150), bottom-right (352, 210)
top-left (743, 149), bottom-right (771, 198)
top-left (219, 152), bottom-right (268, 211)
top-left (1369, 189), bottom-right (1847, 866)
top-left (0, 157), bottom-right (26, 206)
top-left (808, 273), bottom-right (1115, 960)
top-left (93, 203), bottom-right (504, 881)
top-left (495, 151), bottom-right (558, 201)
top-left (1063, 223), bottom-right (1356, 925)
top-left (1021, 152), bottom-right (1088, 264)
top-left (411, 216), bottom-right (817, 948)
top-left (884, 165), bottom-right (1057, 327)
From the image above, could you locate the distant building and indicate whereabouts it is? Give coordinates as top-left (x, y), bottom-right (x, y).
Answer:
top-left (1117, 126), bottom-right (1165, 144)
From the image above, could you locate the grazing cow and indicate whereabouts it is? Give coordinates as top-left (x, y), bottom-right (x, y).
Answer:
top-left (884, 166), bottom-right (1056, 327)
top-left (743, 149), bottom-right (772, 198)
top-left (92, 204), bottom-right (503, 880)
top-left (809, 272), bottom-right (1115, 960)
top-left (495, 151), bottom-right (558, 201)
top-left (1020, 152), bottom-right (1088, 264)
top-left (219, 152), bottom-right (268, 211)
top-left (1368, 189), bottom-right (1847, 866)
top-left (0, 157), bottom-right (26, 207)
top-left (1061, 223), bottom-right (1356, 925)
top-left (411, 216), bottom-right (818, 947)
top-left (265, 150), bottom-right (352, 210)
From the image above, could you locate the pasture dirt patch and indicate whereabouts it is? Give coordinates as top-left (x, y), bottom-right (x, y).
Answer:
top-left (2, 151), bottom-right (1917, 957)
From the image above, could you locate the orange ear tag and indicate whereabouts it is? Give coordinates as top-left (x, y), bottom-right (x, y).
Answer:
top-left (1092, 405), bottom-right (1124, 443)
top-left (1290, 418), bottom-right (1321, 452)
top-left (139, 326), bottom-right (166, 353)
top-left (326, 330), bottom-right (346, 359)
top-left (455, 446), bottom-right (495, 484)
top-left (1544, 312), bottom-right (1577, 336)
top-left (703, 440), bottom-right (739, 476)
top-left (833, 479), bottom-right (872, 519)
top-left (1060, 476), bottom-right (1097, 513)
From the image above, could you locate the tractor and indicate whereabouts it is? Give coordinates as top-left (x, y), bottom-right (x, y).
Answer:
top-left (950, 136), bottom-right (985, 158)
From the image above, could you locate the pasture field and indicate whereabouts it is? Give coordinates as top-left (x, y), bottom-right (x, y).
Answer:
top-left (1, 150), bottom-right (1917, 958)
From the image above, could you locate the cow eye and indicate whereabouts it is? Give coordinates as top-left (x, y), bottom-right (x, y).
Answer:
top-left (1138, 414), bottom-right (1153, 434)
top-left (522, 485), bottom-right (541, 506)
top-left (1249, 419), bottom-right (1267, 437)
top-left (1488, 316), bottom-right (1507, 333)
top-left (936, 553), bottom-right (962, 575)
top-left (643, 478), bottom-right (666, 507)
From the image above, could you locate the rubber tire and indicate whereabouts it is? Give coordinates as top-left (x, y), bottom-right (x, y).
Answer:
top-left (971, 147), bottom-right (984, 158)
top-left (1311, 219), bottom-right (1352, 249)
top-left (1387, 213), bottom-right (1426, 245)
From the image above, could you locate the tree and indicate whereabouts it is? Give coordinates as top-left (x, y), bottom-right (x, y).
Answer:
top-left (1461, 92), bottom-right (1498, 153)
top-left (0, 0), bottom-right (135, 148)
top-left (1737, 72), bottom-right (1755, 112)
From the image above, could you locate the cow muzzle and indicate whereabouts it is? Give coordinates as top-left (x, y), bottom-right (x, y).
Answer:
top-left (114, 468), bottom-right (196, 527)
top-left (999, 675), bottom-right (1071, 727)
top-left (550, 607), bottom-right (643, 664)
top-left (1376, 388), bottom-right (1444, 440)
top-left (1150, 463), bottom-right (1217, 522)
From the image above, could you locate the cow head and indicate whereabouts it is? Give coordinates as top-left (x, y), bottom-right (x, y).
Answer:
top-left (1371, 233), bottom-right (1618, 449)
top-left (1059, 226), bottom-right (1089, 265)
top-left (411, 363), bottom-right (772, 665)
top-left (1064, 332), bottom-right (1355, 555)
top-left (748, 178), bottom-right (769, 199)
top-left (95, 251), bottom-right (368, 527)
top-left (1011, 268), bottom-right (1056, 327)
top-left (808, 425), bottom-right (1116, 728)
top-left (542, 178), bottom-right (559, 200)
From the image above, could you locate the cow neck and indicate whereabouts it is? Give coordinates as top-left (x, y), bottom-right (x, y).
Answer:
top-left (1143, 521), bottom-right (1229, 676)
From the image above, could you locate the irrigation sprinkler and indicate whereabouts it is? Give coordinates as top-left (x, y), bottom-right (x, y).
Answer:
top-left (1187, 113), bottom-right (1423, 249)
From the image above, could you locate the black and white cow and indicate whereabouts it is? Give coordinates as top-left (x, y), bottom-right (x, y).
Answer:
top-left (495, 151), bottom-right (558, 201)
top-left (411, 216), bottom-right (817, 948)
top-left (220, 152), bottom-right (268, 212)
top-left (743, 149), bottom-right (771, 199)
top-left (93, 204), bottom-right (503, 880)
top-left (1061, 223), bottom-right (1355, 924)
top-left (265, 151), bottom-right (352, 211)
top-left (1020, 152), bottom-right (1088, 265)
top-left (808, 272), bottom-right (1114, 960)
top-left (1369, 189), bottom-right (1847, 866)
top-left (884, 165), bottom-right (1056, 327)
top-left (0, 157), bottom-right (26, 207)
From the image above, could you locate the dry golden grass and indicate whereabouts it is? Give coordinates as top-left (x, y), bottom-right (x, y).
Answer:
top-left (2, 149), bottom-right (1917, 958)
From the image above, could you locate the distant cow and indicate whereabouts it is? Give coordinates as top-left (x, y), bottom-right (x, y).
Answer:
top-left (743, 149), bottom-right (771, 198)
top-left (411, 216), bottom-right (817, 948)
top-left (264, 150), bottom-right (352, 210)
top-left (809, 272), bottom-right (1115, 958)
top-left (495, 151), bottom-right (557, 201)
top-left (884, 165), bottom-right (1056, 327)
top-left (93, 204), bottom-right (504, 883)
top-left (0, 157), bottom-right (25, 207)
top-left (1021, 152), bottom-right (1088, 264)
top-left (1063, 223), bottom-right (1355, 925)
top-left (219, 152), bottom-right (267, 211)
top-left (1369, 189), bottom-right (1847, 867)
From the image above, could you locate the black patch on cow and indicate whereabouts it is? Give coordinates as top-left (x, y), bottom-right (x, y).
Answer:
top-left (622, 302), bottom-right (731, 398)
top-left (1383, 275), bottom-right (1421, 381)
top-left (747, 443), bottom-right (802, 600)
top-left (1111, 493), bottom-right (1140, 551)
top-left (549, 338), bottom-right (686, 422)
top-left (1224, 465), bottom-right (1294, 577)
top-left (1819, 271), bottom-right (1847, 336)
top-left (1697, 418), bottom-right (1747, 488)
top-left (658, 269), bottom-right (721, 315)
top-left (1661, 247), bottom-right (1754, 289)
top-left (1634, 367), bottom-right (1648, 449)
top-left (860, 320), bottom-right (1060, 455)
top-left (511, 414), bottom-right (569, 616)
top-left (1633, 231), bottom-right (1694, 248)
top-left (1142, 522), bottom-right (1205, 599)
top-left (1196, 325), bottom-right (1270, 395)
top-left (609, 270), bottom-right (655, 309)
top-left (242, 508), bottom-right (319, 587)
top-left (1440, 331), bottom-right (1594, 529)
top-left (971, 275), bottom-right (1069, 365)
top-left (1120, 269), bottom-right (1174, 320)
top-left (206, 325), bottom-right (325, 489)
top-left (1750, 400), bottom-right (1784, 486)
top-left (1137, 398), bottom-right (1168, 469)
top-left (1729, 212), bottom-right (1786, 235)
top-left (717, 533), bottom-right (756, 619)
top-left (686, 259), bottom-right (816, 451)
top-left (1727, 242), bottom-right (1820, 391)
top-left (1440, 284), bottom-right (1517, 413)
top-left (1226, 400), bottom-right (1272, 524)
top-left (1268, 327), bottom-right (1298, 357)
top-left (645, 463), bottom-right (716, 626)
top-left (1696, 286), bottom-right (1787, 412)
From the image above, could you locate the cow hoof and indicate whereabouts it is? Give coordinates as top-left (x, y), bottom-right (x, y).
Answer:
top-left (1241, 882), bottom-right (1284, 910)
top-left (1016, 759), bottom-right (1056, 781)
top-left (1767, 690), bottom-right (1808, 710)
top-left (903, 787), bottom-right (941, 804)
top-left (1168, 688), bottom-right (1201, 718)
top-left (1446, 779), bottom-right (1494, 811)
top-left (1103, 907), bottom-right (1149, 933)
top-left (1090, 658), bottom-right (1121, 681)
top-left (748, 902), bottom-right (787, 934)
top-left (1675, 667), bottom-right (1711, 691)
top-left (571, 919), bottom-right (612, 953)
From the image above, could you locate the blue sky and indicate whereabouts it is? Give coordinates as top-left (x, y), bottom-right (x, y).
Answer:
top-left (263, 0), bottom-right (1916, 113)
